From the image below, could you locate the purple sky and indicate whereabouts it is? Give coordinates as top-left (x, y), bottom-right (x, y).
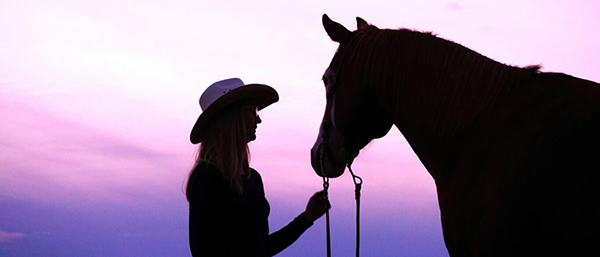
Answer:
top-left (1, 0), bottom-right (599, 256)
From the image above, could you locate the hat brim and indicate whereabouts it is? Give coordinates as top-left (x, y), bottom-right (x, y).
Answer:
top-left (190, 83), bottom-right (279, 144)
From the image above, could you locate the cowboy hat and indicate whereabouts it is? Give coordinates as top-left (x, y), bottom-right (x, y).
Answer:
top-left (190, 78), bottom-right (279, 144)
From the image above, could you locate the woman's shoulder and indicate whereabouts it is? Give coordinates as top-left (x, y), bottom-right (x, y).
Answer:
top-left (249, 167), bottom-right (262, 178)
top-left (248, 167), bottom-right (265, 186)
top-left (187, 161), bottom-right (226, 202)
top-left (189, 162), bottom-right (224, 187)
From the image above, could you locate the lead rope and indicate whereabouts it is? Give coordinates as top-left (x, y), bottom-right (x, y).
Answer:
top-left (323, 176), bottom-right (332, 257)
top-left (348, 164), bottom-right (363, 257)
top-left (322, 166), bottom-right (362, 257)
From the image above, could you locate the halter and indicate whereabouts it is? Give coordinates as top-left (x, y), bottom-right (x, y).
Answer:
top-left (319, 55), bottom-right (363, 254)
top-left (319, 68), bottom-right (363, 256)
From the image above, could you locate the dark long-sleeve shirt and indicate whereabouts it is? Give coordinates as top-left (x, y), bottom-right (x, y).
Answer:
top-left (187, 162), bottom-right (312, 256)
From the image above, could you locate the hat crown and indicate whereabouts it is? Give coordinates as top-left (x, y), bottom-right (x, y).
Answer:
top-left (200, 78), bottom-right (245, 111)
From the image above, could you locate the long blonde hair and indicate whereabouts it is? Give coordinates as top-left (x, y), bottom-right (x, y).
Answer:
top-left (187, 101), bottom-right (251, 196)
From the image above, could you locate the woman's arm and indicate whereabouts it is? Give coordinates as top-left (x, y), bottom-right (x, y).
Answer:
top-left (267, 191), bottom-right (330, 256)
top-left (267, 212), bottom-right (313, 256)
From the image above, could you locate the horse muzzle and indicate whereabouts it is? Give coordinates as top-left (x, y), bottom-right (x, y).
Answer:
top-left (311, 143), bottom-right (347, 178)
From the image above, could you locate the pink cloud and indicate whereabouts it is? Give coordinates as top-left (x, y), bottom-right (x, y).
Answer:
top-left (0, 96), bottom-right (191, 206)
top-left (0, 230), bottom-right (25, 243)
top-left (446, 3), bottom-right (462, 10)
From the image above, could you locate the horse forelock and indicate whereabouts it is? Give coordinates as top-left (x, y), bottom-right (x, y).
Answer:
top-left (339, 27), bottom-right (540, 136)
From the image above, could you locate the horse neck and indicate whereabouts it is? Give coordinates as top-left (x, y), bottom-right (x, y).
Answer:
top-left (359, 29), bottom-right (535, 178)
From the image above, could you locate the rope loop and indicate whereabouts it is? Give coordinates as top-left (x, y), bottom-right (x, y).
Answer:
top-left (347, 165), bottom-right (362, 257)
top-left (348, 166), bottom-right (362, 200)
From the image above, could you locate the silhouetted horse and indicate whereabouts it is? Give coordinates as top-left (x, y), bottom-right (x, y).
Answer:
top-left (311, 14), bottom-right (600, 256)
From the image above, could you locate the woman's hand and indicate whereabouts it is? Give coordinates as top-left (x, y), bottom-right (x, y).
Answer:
top-left (304, 191), bottom-right (331, 223)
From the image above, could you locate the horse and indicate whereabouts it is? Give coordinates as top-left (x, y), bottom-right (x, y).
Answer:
top-left (311, 14), bottom-right (600, 256)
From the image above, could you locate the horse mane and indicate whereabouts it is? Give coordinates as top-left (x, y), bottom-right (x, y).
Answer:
top-left (342, 26), bottom-right (541, 135)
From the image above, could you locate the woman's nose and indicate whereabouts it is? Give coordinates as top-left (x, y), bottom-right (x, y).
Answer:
top-left (255, 114), bottom-right (262, 124)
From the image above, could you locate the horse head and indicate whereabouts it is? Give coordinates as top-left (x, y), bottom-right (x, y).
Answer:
top-left (311, 14), bottom-right (393, 178)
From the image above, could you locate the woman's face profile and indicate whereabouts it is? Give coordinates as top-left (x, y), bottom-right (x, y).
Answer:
top-left (243, 104), bottom-right (261, 142)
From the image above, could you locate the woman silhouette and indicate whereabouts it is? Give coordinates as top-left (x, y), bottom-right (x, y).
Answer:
top-left (186, 78), bottom-right (330, 256)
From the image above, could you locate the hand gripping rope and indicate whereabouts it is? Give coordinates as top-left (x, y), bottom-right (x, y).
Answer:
top-left (322, 164), bottom-right (363, 257)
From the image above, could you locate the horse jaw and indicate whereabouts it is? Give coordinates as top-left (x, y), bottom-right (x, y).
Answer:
top-left (310, 126), bottom-right (349, 178)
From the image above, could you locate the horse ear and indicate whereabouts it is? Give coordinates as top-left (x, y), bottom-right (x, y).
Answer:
top-left (356, 17), bottom-right (369, 29)
top-left (322, 14), bottom-right (351, 44)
